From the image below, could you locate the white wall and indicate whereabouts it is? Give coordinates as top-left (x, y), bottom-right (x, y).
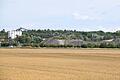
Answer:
top-left (8, 30), bottom-right (22, 39)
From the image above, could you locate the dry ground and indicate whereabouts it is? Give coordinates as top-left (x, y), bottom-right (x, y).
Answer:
top-left (0, 48), bottom-right (120, 80)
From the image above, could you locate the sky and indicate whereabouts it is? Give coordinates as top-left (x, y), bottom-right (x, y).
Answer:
top-left (0, 0), bottom-right (120, 32)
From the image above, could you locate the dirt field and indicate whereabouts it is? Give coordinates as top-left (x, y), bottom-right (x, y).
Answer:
top-left (0, 48), bottom-right (120, 80)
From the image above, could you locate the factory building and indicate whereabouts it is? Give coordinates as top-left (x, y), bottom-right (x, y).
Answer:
top-left (8, 30), bottom-right (22, 39)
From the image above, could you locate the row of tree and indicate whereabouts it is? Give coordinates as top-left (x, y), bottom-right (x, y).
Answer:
top-left (0, 29), bottom-right (120, 48)
top-left (1, 41), bottom-right (120, 48)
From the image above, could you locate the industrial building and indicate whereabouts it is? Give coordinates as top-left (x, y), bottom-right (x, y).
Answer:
top-left (8, 30), bottom-right (22, 39)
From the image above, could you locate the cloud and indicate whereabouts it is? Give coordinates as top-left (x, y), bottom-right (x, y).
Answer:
top-left (72, 12), bottom-right (102, 21)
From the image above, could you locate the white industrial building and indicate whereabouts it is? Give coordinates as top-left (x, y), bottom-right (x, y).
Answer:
top-left (8, 30), bottom-right (22, 39)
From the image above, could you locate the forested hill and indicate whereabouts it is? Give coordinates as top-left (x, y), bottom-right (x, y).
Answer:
top-left (24, 29), bottom-right (120, 41)
top-left (0, 29), bottom-right (120, 48)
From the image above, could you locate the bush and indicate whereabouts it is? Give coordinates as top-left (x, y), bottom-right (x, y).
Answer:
top-left (1, 42), bottom-right (9, 47)
top-left (81, 44), bottom-right (87, 48)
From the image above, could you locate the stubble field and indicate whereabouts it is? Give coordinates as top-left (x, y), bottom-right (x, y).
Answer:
top-left (0, 48), bottom-right (120, 80)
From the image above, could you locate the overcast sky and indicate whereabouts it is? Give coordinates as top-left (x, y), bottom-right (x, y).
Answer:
top-left (0, 0), bottom-right (120, 31)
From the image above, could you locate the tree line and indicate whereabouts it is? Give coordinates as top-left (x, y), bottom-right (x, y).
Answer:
top-left (0, 29), bottom-right (120, 48)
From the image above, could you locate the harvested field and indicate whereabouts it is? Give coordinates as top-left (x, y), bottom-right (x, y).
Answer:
top-left (0, 48), bottom-right (120, 80)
